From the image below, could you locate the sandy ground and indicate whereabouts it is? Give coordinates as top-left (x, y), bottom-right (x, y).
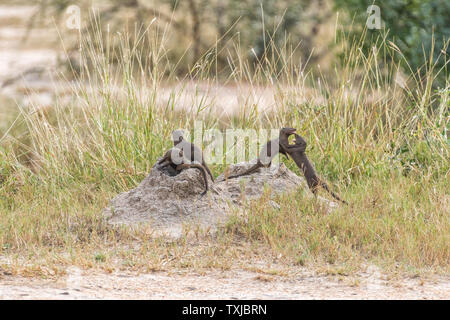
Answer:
top-left (1, 268), bottom-right (449, 300)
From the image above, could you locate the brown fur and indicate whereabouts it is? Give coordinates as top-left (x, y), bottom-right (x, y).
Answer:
top-left (280, 133), bottom-right (348, 205)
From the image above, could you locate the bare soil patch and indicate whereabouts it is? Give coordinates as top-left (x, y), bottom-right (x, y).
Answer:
top-left (1, 267), bottom-right (448, 300)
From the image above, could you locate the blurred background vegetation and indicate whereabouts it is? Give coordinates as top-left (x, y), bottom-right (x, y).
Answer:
top-left (335, 0), bottom-right (449, 87)
top-left (24, 0), bottom-right (448, 85)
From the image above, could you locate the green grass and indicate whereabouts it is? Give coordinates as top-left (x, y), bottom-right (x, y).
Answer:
top-left (0, 20), bottom-right (448, 276)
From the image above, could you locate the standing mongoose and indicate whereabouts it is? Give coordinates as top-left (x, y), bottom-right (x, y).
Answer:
top-left (172, 130), bottom-right (215, 182)
top-left (226, 127), bottom-right (297, 180)
top-left (280, 133), bottom-right (348, 205)
top-left (157, 147), bottom-right (209, 196)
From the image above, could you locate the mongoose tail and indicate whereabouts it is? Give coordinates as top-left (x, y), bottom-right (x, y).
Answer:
top-left (176, 163), bottom-right (209, 196)
top-left (158, 147), bottom-right (209, 196)
top-left (318, 181), bottom-right (348, 205)
top-left (226, 161), bottom-right (264, 180)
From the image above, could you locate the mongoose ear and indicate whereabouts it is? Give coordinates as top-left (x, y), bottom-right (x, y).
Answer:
top-left (172, 129), bottom-right (185, 143)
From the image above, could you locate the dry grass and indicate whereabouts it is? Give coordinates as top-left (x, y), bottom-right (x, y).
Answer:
top-left (0, 17), bottom-right (448, 277)
top-left (225, 173), bottom-right (449, 274)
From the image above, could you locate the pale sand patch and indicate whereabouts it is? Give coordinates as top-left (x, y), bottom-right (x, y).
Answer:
top-left (1, 268), bottom-right (448, 299)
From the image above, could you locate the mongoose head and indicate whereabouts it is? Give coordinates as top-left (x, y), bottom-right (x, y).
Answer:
top-left (280, 127), bottom-right (297, 136)
top-left (172, 130), bottom-right (185, 145)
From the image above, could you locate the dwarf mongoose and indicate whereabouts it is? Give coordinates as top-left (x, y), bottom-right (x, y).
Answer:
top-left (281, 133), bottom-right (348, 204)
top-left (172, 130), bottom-right (215, 182)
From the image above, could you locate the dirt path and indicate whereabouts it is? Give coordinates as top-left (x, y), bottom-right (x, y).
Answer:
top-left (1, 268), bottom-right (448, 300)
